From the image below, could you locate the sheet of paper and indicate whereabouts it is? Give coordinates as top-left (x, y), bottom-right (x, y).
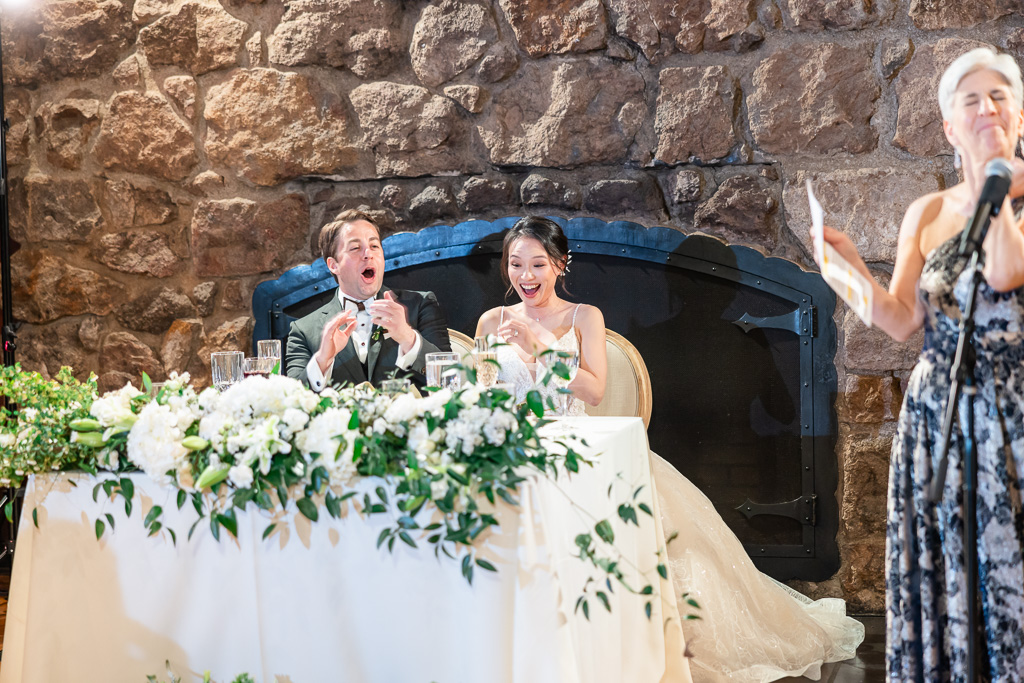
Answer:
top-left (806, 180), bottom-right (873, 327)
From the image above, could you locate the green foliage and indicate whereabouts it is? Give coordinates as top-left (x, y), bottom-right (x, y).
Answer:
top-left (0, 364), bottom-right (99, 488)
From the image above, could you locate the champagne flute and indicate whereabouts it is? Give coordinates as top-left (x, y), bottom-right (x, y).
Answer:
top-left (472, 336), bottom-right (498, 388)
top-left (211, 351), bottom-right (244, 391)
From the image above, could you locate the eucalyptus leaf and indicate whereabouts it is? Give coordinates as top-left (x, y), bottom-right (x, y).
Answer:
top-left (595, 519), bottom-right (615, 544)
top-left (95, 518), bottom-right (105, 540)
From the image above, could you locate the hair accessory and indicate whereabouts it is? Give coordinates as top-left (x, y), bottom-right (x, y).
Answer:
top-left (563, 250), bottom-right (573, 275)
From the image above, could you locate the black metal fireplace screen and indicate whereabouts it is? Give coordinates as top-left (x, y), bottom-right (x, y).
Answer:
top-left (252, 217), bottom-right (839, 582)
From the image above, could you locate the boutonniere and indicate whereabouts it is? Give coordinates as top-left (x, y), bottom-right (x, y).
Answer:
top-left (371, 326), bottom-right (384, 343)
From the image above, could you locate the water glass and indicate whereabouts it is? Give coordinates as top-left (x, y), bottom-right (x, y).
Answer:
top-left (243, 356), bottom-right (274, 379)
top-left (257, 339), bottom-right (282, 374)
top-left (556, 351), bottom-right (580, 415)
top-left (211, 351), bottom-right (244, 391)
top-left (426, 352), bottom-right (461, 391)
top-left (380, 378), bottom-right (412, 395)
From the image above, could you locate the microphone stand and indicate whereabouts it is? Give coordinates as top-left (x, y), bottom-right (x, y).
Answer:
top-left (0, 8), bottom-right (19, 566)
top-left (929, 248), bottom-right (985, 683)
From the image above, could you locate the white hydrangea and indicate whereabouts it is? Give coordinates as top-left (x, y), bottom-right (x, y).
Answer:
top-left (126, 402), bottom-right (189, 487)
top-left (90, 383), bottom-right (143, 428)
top-left (296, 407), bottom-right (358, 484)
top-left (228, 464), bottom-right (254, 488)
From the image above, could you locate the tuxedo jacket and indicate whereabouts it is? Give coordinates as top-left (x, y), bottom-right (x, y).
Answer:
top-left (284, 286), bottom-right (451, 389)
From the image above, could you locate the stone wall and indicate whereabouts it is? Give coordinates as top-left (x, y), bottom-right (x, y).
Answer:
top-left (3, 0), bottom-right (1019, 613)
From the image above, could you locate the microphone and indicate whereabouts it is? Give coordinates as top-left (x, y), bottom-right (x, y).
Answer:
top-left (959, 157), bottom-right (1014, 263)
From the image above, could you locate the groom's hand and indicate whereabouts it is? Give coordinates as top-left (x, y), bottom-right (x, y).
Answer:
top-left (315, 310), bottom-right (357, 373)
top-left (369, 291), bottom-right (416, 352)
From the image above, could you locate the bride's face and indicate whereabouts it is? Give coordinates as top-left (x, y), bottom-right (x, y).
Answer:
top-left (508, 237), bottom-right (559, 305)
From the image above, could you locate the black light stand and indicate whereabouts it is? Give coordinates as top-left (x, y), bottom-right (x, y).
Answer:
top-left (0, 8), bottom-right (20, 566)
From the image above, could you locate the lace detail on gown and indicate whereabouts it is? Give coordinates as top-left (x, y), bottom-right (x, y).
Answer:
top-left (495, 305), bottom-right (586, 417)
top-left (651, 454), bottom-right (864, 682)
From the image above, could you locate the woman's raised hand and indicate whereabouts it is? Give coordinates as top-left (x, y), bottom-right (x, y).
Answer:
top-left (496, 309), bottom-right (555, 357)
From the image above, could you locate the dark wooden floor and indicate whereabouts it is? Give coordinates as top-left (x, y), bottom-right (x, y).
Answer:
top-left (782, 616), bottom-right (885, 683)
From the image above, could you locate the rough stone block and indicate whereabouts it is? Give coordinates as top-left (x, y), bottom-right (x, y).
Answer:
top-left (94, 91), bottom-right (198, 181)
top-left (479, 60), bottom-right (644, 167)
top-left (910, 0), bottom-right (1020, 29)
top-left (655, 66), bottom-right (738, 165)
top-left (267, 0), bottom-right (402, 78)
top-left (444, 85), bottom-right (487, 113)
top-left (24, 175), bottom-right (102, 243)
top-left (93, 231), bottom-right (180, 279)
top-left (411, 1), bottom-right (497, 87)
top-left (36, 95), bottom-right (101, 170)
top-left (351, 81), bottom-right (478, 177)
top-left (582, 174), bottom-right (666, 218)
top-left (778, 0), bottom-right (876, 31)
top-left (116, 287), bottom-right (199, 335)
top-left (409, 185), bottom-right (458, 224)
top-left (521, 173), bottom-right (582, 209)
top-left (458, 177), bottom-right (515, 213)
top-left (838, 374), bottom-right (903, 423)
top-left (139, 2), bottom-right (246, 76)
top-left (841, 307), bottom-right (923, 372)
top-left (205, 69), bottom-right (371, 186)
top-left (749, 43), bottom-right (879, 156)
top-left (192, 194), bottom-right (309, 277)
top-left (694, 175), bottom-right (776, 243)
top-left (893, 37), bottom-right (989, 158)
top-left (100, 331), bottom-right (164, 391)
top-left (497, 0), bottom-right (607, 57)
top-left (784, 168), bottom-right (943, 265)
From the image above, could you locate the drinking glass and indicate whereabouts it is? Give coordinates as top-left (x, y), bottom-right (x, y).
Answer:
top-left (257, 339), bottom-right (282, 374)
top-left (556, 351), bottom-right (580, 415)
top-left (211, 351), bottom-right (244, 391)
top-left (380, 378), bottom-right (411, 395)
top-left (473, 350), bottom-right (498, 388)
top-left (243, 356), bottom-right (273, 379)
top-left (426, 352), bottom-right (461, 391)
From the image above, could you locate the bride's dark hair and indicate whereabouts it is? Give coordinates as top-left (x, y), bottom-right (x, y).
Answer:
top-left (500, 216), bottom-right (571, 298)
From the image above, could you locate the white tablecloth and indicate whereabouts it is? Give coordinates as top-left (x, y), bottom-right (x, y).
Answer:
top-left (1, 417), bottom-right (691, 683)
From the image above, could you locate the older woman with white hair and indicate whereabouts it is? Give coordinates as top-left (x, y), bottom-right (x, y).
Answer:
top-left (821, 47), bottom-right (1024, 680)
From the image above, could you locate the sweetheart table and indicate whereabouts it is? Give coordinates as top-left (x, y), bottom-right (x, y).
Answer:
top-left (0, 416), bottom-right (691, 683)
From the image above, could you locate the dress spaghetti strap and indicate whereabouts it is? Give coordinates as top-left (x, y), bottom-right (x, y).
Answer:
top-left (570, 303), bottom-right (581, 330)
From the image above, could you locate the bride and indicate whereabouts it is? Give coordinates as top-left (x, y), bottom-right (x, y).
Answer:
top-left (475, 216), bottom-right (865, 682)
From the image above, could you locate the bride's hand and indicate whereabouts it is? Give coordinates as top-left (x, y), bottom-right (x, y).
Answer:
top-left (496, 317), bottom-right (541, 355)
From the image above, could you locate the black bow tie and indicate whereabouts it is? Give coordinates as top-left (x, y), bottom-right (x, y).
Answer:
top-left (344, 298), bottom-right (366, 312)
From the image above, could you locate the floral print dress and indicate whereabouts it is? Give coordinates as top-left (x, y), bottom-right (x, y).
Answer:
top-left (887, 232), bottom-right (1024, 681)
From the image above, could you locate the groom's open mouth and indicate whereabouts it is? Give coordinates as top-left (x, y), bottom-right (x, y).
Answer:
top-left (520, 283), bottom-right (540, 298)
top-left (361, 267), bottom-right (377, 283)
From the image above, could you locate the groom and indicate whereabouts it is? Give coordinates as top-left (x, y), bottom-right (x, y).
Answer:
top-left (285, 210), bottom-right (451, 390)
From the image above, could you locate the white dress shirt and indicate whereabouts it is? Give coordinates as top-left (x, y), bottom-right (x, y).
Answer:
top-left (306, 289), bottom-right (422, 392)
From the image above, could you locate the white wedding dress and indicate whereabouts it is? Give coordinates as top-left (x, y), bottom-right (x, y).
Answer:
top-left (496, 307), bottom-right (865, 682)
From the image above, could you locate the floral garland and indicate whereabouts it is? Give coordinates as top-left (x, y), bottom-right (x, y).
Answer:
top-left (0, 362), bottom-right (674, 617)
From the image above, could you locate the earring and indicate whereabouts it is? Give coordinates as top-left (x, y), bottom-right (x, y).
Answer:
top-left (954, 147), bottom-right (962, 169)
